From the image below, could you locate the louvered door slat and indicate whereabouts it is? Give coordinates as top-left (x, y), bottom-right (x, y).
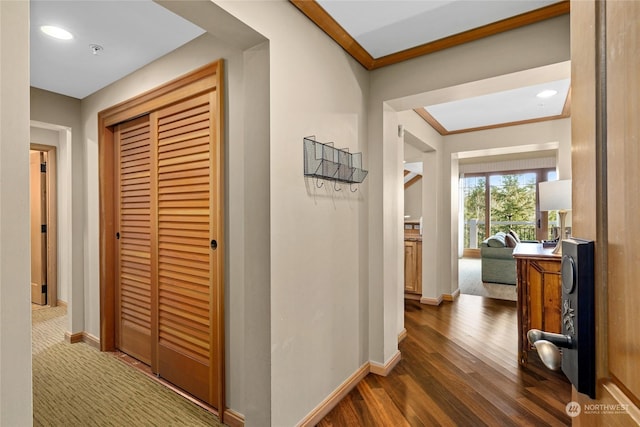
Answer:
top-left (156, 92), bottom-right (216, 405)
top-left (116, 116), bottom-right (152, 365)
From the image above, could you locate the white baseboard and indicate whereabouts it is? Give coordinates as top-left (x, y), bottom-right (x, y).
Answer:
top-left (420, 295), bottom-right (443, 305)
top-left (297, 362), bottom-right (370, 427)
top-left (224, 408), bottom-right (245, 427)
top-left (443, 288), bottom-right (460, 302)
top-left (398, 328), bottom-right (407, 343)
top-left (370, 350), bottom-right (401, 377)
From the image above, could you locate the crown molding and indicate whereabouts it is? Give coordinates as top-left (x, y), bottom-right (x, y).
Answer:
top-left (290, 0), bottom-right (570, 70)
top-left (414, 106), bottom-right (571, 136)
top-left (290, 0), bottom-right (374, 69)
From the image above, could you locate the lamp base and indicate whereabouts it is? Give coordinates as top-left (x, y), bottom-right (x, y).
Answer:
top-left (552, 210), bottom-right (568, 255)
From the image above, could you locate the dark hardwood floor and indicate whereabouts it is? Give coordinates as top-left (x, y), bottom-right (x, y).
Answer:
top-left (318, 295), bottom-right (571, 426)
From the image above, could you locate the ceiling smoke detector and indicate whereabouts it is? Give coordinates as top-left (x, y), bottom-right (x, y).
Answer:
top-left (90, 44), bottom-right (104, 55)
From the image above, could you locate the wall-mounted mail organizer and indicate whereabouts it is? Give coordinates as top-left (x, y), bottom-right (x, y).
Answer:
top-left (303, 136), bottom-right (368, 191)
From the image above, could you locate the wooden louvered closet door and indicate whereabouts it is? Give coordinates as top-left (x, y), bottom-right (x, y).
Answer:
top-left (114, 93), bottom-right (220, 406)
top-left (103, 61), bottom-right (224, 413)
top-left (155, 92), bottom-right (219, 405)
top-left (115, 116), bottom-right (153, 365)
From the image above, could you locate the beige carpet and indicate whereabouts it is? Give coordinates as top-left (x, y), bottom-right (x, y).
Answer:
top-left (32, 307), bottom-right (224, 426)
top-left (458, 258), bottom-right (517, 301)
top-left (32, 305), bottom-right (68, 355)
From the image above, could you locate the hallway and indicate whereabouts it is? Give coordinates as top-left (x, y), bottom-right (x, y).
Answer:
top-left (319, 295), bottom-right (571, 426)
top-left (31, 305), bottom-right (222, 426)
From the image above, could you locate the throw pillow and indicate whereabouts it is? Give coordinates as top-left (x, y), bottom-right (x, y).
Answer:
top-left (505, 233), bottom-right (517, 248)
top-left (509, 229), bottom-right (521, 243)
top-left (487, 233), bottom-right (506, 248)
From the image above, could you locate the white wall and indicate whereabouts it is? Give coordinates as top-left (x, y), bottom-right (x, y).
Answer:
top-left (29, 125), bottom-right (73, 304)
top-left (6, 2), bottom-right (573, 425)
top-left (370, 16), bottom-right (570, 306)
top-left (445, 118), bottom-right (571, 293)
top-left (0, 1), bottom-right (32, 425)
top-left (30, 0), bottom-right (370, 423)
top-left (402, 113), bottom-right (442, 224)
top-left (30, 89), bottom-right (86, 334)
top-left (30, 89), bottom-right (84, 315)
top-left (79, 29), bottom-right (266, 422)
top-left (403, 119), bottom-right (571, 300)
top-left (404, 180), bottom-right (422, 221)
top-left (211, 2), bottom-right (371, 425)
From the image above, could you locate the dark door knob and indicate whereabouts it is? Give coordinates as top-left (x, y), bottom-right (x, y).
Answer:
top-left (211, 239), bottom-right (217, 250)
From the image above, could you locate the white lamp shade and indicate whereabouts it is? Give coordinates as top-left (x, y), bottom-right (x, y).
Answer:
top-left (539, 179), bottom-right (572, 211)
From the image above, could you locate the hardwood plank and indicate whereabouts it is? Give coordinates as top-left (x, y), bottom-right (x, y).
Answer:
top-left (318, 295), bottom-right (571, 426)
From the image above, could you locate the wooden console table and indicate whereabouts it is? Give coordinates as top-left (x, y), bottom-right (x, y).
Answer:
top-left (513, 243), bottom-right (562, 365)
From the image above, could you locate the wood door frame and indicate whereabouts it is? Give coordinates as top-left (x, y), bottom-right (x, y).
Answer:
top-left (98, 60), bottom-right (225, 417)
top-left (30, 143), bottom-right (58, 307)
top-left (571, 1), bottom-right (640, 423)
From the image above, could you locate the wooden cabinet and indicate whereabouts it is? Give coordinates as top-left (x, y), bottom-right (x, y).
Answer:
top-left (404, 239), bottom-right (422, 296)
top-left (513, 243), bottom-right (562, 365)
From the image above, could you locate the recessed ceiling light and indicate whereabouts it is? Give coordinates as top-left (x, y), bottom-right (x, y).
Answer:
top-left (40, 25), bottom-right (73, 40)
top-left (536, 89), bottom-right (558, 99)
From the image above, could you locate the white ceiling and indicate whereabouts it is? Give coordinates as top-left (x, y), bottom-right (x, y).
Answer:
top-left (425, 78), bottom-right (570, 132)
top-left (30, 0), bottom-right (570, 135)
top-left (316, 0), bottom-right (560, 59)
top-left (309, 0), bottom-right (570, 133)
top-left (30, 0), bottom-right (205, 99)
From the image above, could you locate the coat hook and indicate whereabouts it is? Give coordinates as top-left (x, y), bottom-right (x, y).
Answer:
top-left (350, 183), bottom-right (358, 192)
top-left (315, 177), bottom-right (324, 188)
top-left (334, 181), bottom-right (342, 191)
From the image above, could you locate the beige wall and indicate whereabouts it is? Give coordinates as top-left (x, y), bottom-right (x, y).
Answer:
top-left (2, 1), bottom-right (572, 425)
top-left (401, 118), bottom-right (570, 300)
top-left (370, 15), bottom-right (570, 305)
top-left (79, 29), bottom-right (266, 422)
top-left (446, 118), bottom-right (571, 293)
top-left (30, 88), bottom-right (84, 329)
top-left (212, 2), bottom-right (371, 425)
top-left (0, 1), bottom-right (32, 425)
top-left (29, 125), bottom-right (71, 304)
top-left (404, 180), bottom-right (422, 221)
top-left (27, 1), bottom-right (370, 423)
top-left (29, 6), bottom-right (270, 420)
top-left (402, 115), bottom-right (440, 224)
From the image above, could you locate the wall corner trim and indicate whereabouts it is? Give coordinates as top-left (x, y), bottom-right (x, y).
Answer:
top-left (64, 331), bottom-right (101, 349)
top-left (297, 362), bottom-right (370, 427)
top-left (443, 289), bottom-right (461, 302)
top-left (370, 350), bottom-right (402, 377)
top-left (420, 295), bottom-right (444, 306)
top-left (398, 328), bottom-right (408, 343)
top-left (297, 351), bottom-right (404, 425)
top-left (223, 408), bottom-right (245, 427)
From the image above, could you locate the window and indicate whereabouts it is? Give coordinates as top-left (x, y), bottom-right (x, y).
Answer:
top-left (461, 168), bottom-right (555, 251)
top-left (543, 170), bottom-right (561, 240)
top-left (489, 172), bottom-right (537, 239)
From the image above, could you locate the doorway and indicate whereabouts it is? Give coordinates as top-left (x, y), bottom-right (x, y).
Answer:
top-left (29, 144), bottom-right (58, 307)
